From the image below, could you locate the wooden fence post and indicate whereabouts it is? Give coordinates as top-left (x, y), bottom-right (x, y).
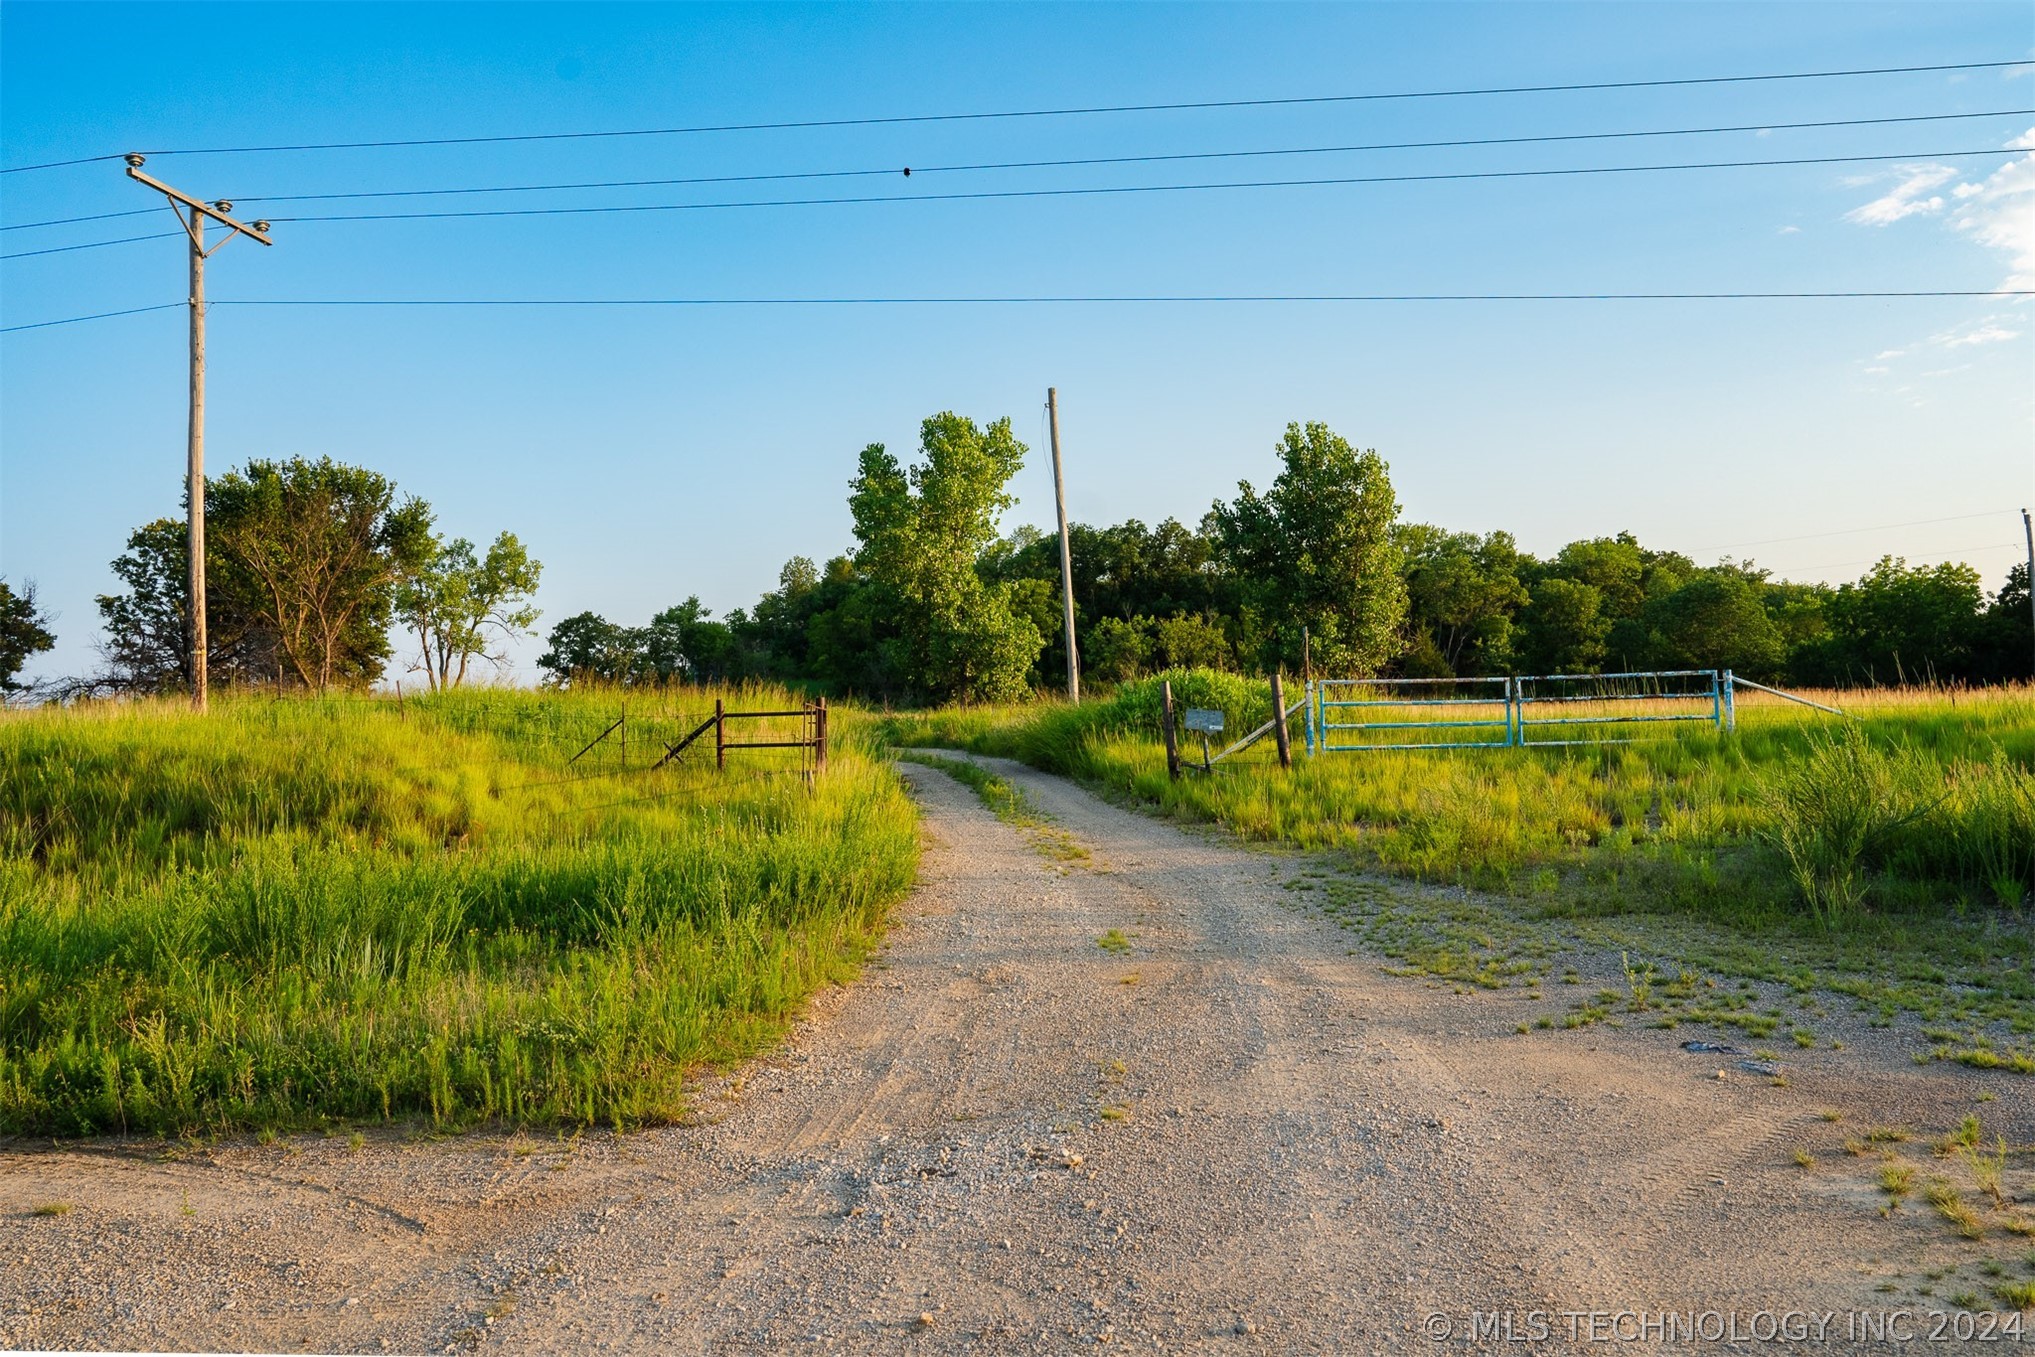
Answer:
top-left (1271, 670), bottom-right (1292, 770)
top-left (1161, 679), bottom-right (1181, 781)
top-left (715, 698), bottom-right (726, 771)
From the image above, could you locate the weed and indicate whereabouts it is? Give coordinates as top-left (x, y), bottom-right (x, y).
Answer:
top-left (1879, 1162), bottom-right (1916, 1199)
top-left (29, 1202), bottom-right (70, 1217)
top-left (1096, 930), bottom-right (1133, 955)
top-left (1995, 1280), bottom-right (2035, 1309)
top-left (1969, 1138), bottom-right (2010, 1209)
top-left (1926, 1180), bottom-right (1986, 1240)
top-left (1793, 1148), bottom-right (1815, 1169)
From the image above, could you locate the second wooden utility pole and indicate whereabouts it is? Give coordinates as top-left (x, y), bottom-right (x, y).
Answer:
top-left (1047, 388), bottom-right (1080, 703)
top-left (2023, 508), bottom-right (2034, 679)
top-left (124, 155), bottom-right (273, 712)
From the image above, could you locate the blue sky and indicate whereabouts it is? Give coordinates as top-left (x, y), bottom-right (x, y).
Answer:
top-left (3, 1), bottom-right (2031, 687)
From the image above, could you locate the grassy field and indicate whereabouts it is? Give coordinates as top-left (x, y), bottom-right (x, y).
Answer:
top-left (882, 673), bottom-right (2034, 1069)
top-left (0, 686), bottom-right (917, 1137)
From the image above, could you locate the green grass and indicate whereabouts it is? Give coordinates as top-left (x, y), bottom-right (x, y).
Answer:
top-left (0, 686), bottom-right (918, 1137)
top-left (881, 673), bottom-right (2034, 1061)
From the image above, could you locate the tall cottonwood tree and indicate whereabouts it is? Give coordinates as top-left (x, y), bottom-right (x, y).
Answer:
top-left (1213, 422), bottom-right (1407, 676)
top-left (848, 412), bottom-right (1044, 702)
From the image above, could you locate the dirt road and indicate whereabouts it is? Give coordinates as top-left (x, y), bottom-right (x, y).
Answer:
top-left (2, 756), bottom-right (2026, 1354)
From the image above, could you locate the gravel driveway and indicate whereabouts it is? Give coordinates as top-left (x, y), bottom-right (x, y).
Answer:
top-left (2, 755), bottom-right (2026, 1354)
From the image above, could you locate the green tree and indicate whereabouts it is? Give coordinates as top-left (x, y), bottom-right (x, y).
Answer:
top-left (397, 531), bottom-right (542, 691)
top-left (537, 611), bottom-right (637, 685)
top-left (1397, 525), bottom-right (1530, 675)
top-left (0, 579), bottom-right (55, 693)
top-left (1643, 571), bottom-right (1785, 676)
top-left (1815, 557), bottom-right (1987, 684)
top-left (1212, 422), bottom-right (1406, 676)
top-left (642, 597), bottom-right (740, 684)
top-left (95, 520), bottom-right (194, 692)
top-left (847, 412), bottom-right (1044, 702)
top-left (1084, 616), bottom-right (1152, 684)
top-left (208, 458), bottom-right (435, 690)
top-left (1977, 561), bottom-right (2033, 681)
top-left (1516, 577), bottom-right (1611, 674)
top-left (1152, 613), bottom-right (1234, 670)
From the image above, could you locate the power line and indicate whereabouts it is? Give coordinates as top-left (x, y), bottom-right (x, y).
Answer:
top-left (10, 291), bottom-right (2031, 332)
top-left (252, 146), bottom-right (2021, 225)
top-left (6, 57), bottom-right (2024, 173)
top-left (1, 231), bottom-right (184, 260)
top-left (2, 207), bottom-right (160, 233)
top-left (6, 143), bottom-right (2021, 256)
top-left (0, 302), bottom-right (185, 332)
top-left (224, 107), bottom-right (2035, 207)
top-left (8, 104), bottom-right (2031, 231)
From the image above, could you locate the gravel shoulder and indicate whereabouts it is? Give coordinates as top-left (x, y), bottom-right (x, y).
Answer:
top-left (2, 755), bottom-right (2028, 1354)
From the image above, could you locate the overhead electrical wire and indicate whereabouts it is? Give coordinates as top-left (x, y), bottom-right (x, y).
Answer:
top-left (6, 104), bottom-right (2031, 232)
top-left (260, 146), bottom-right (2023, 224)
top-left (4, 56), bottom-right (2027, 175)
top-left (6, 143), bottom-right (2016, 257)
top-left (10, 290), bottom-right (2033, 333)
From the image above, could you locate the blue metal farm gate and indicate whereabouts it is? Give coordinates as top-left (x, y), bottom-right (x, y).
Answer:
top-left (1304, 669), bottom-right (1735, 754)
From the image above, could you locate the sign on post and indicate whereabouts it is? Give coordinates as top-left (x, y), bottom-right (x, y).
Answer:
top-left (1183, 708), bottom-right (1223, 773)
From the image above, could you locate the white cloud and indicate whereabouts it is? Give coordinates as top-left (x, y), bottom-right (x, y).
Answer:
top-left (1934, 321), bottom-right (2022, 347)
top-left (1845, 164), bottom-right (1959, 224)
top-left (1777, 224), bottom-right (1801, 235)
top-left (1874, 349), bottom-right (1907, 360)
top-left (1946, 136), bottom-right (2035, 292)
top-left (1863, 365), bottom-right (1891, 375)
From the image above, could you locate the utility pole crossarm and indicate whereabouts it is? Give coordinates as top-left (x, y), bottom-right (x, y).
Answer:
top-left (124, 162), bottom-right (274, 247)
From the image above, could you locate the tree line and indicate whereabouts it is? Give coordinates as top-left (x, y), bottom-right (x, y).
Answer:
top-left (538, 414), bottom-right (2032, 700)
top-left (5, 417), bottom-right (2025, 702)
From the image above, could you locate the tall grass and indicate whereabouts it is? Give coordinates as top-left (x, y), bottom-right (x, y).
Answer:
top-left (0, 687), bottom-right (917, 1137)
top-left (882, 672), bottom-right (2035, 920)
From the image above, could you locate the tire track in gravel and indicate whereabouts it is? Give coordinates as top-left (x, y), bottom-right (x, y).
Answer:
top-left (2, 754), bottom-right (2023, 1355)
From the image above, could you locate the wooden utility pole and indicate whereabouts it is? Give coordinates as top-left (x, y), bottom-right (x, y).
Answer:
top-left (1047, 388), bottom-right (1080, 702)
top-left (124, 155), bottom-right (273, 712)
top-left (2024, 509), bottom-right (2034, 678)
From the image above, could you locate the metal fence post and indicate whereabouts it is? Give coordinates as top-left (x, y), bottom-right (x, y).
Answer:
top-left (1721, 670), bottom-right (1736, 733)
top-left (816, 696), bottom-right (828, 773)
top-left (715, 698), bottom-right (725, 771)
top-left (1303, 679), bottom-right (1316, 756)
